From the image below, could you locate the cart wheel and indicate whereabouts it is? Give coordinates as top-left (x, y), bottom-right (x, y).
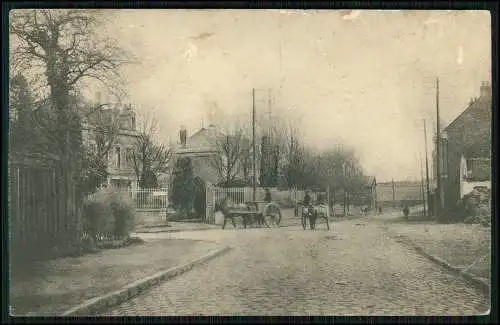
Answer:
top-left (301, 212), bottom-right (307, 230)
top-left (263, 203), bottom-right (282, 227)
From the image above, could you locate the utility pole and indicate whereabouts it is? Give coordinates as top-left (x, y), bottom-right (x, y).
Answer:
top-left (435, 77), bottom-right (443, 216)
top-left (268, 88), bottom-right (272, 128)
top-left (252, 88), bottom-right (256, 202)
top-left (423, 119), bottom-right (431, 219)
top-left (420, 155), bottom-right (427, 218)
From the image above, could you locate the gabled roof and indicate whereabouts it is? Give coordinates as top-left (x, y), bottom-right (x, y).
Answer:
top-left (444, 95), bottom-right (491, 133)
top-left (187, 128), bottom-right (217, 148)
top-left (182, 124), bottom-right (251, 154)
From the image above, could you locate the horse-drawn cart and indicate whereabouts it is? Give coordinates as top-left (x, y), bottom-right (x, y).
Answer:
top-left (220, 200), bottom-right (282, 229)
top-left (296, 203), bottom-right (330, 230)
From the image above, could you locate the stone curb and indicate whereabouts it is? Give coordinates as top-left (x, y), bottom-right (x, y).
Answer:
top-left (390, 233), bottom-right (490, 296)
top-left (135, 227), bottom-right (218, 233)
top-left (60, 246), bottom-right (232, 316)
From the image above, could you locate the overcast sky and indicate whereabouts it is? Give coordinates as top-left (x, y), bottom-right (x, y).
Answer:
top-left (99, 9), bottom-right (490, 182)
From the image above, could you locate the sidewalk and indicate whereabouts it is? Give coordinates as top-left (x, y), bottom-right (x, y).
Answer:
top-left (10, 237), bottom-right (223, 316)
top-left (135, 221), bottom-right (220, 233)
top-left (383, 219), bottom-right (491, 284)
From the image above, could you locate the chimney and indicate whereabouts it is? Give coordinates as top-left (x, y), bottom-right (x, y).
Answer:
top-left (480, 81), bottom-right (491, 99)
top-left (207, 124), bottom-right (217, 139)
top-left (179, 126), bottom-right (187, 146)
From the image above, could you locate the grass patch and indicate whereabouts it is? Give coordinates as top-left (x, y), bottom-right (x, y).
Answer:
top-left (10, 238), bottom-right (221, 316)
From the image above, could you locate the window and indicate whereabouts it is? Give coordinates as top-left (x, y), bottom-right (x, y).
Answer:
top-left (126, 148), bottom-right (134, 167)
top-left (89, 141), bottom-right (97, 154)
top-left (115, 146), bottom-right (121, 168)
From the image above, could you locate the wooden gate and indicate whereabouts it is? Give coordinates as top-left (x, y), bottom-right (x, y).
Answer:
top-left (9, 153), bottom-right (63, 255)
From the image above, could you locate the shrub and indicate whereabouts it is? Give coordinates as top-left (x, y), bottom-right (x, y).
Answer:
top-left (437, 187), bottom-right (491, 224)
top-left (193, 178), bottom-right (206, 218)
top-left (109, 191), bottom-right (135, 239)
top-left (82, 189), bottom-right (114, 240)
top-left (171, 157), bottom-right (195, 216)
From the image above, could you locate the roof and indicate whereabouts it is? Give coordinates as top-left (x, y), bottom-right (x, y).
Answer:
top-left (178, 125), bottom-right (250, 155)
top-left (444, 95), bottom-right (491, 133)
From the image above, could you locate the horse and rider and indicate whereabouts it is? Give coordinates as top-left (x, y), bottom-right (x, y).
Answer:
top-left (301, 190), bottom-right (327, 230)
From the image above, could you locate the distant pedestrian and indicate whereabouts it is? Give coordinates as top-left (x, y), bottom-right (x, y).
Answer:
top-left (303, 191), bottom-right (312, 207)
top-left (264, 188), bottom-right (272, 203)
top-left (378, 206), bottom-right (382, 214)
top-left (403, 205), bottom-right (409, 218)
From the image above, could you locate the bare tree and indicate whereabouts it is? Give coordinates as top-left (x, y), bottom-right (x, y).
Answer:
top-left (310, 145), bottom-right (367, 212)
top-left (10, 10), bottom-right (129, 101)
top-left (211, 130), bottom-right (246, 186)
top-left (239, 137), bottom-right (253, 185)
top-left (267, 115), bottom-right (290, 187)
top-left (79, 105), bottom-right (125, 192)
top-left (233, 121), bottom-right (255, 186)
top-left (282, 122), bottom-right (309, 189)
top-left (128, 117), bottom-right (172, 189)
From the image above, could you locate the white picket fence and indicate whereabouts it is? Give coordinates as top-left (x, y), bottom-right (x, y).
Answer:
top-left (204, 186), bottom-right (330, 224)
top-left (210, 187), bottom-right (327, 206)
top-left (84, 188), bottom-right (169, 210)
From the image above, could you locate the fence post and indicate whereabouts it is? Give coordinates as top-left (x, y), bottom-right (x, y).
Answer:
top-left (327, 186), bottom-right (330, 217)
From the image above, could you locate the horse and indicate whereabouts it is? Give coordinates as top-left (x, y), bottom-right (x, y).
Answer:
top-left (215, 198), bottom-right (267, 229)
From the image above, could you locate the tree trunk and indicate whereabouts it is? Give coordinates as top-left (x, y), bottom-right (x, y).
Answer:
top-left (343, 190), bottom-right (347, 215)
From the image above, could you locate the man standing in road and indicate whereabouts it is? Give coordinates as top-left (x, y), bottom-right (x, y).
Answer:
top-left (264, 188), bottom-right (272, 203)
top-left (303, 191), bottom-right (312, 207)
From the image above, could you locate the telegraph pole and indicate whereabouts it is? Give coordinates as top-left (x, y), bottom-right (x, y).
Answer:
top-left (435, 77), bottom-right (443, 216)
top-left (252, 88), bottom-right (256, 202)
top-left (423, 119), bottom-right (431, 219)
top-left (420, 155), bottom-right (427, 218)
top-left (268, 88), bottom-right (272, 127)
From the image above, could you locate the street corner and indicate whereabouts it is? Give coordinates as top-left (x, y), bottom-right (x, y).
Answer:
top-left (61, 245), bottom-right (232, 316)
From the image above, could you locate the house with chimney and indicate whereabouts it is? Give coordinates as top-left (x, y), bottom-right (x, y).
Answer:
top-left (173, 124), bottom-right (257, 186)
top-left (434, 81), bottom-right (492, 209)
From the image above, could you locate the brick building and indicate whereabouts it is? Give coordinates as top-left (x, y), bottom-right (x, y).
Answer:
top-left (434, 81), bottom-right (492, 209)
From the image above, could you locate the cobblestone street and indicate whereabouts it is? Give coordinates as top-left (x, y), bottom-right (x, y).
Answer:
top-left (101, 217), bottom-right (489, 316)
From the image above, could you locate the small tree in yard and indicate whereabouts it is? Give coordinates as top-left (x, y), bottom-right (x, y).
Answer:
top-left (128, 117), bottom-right (171, 189)
top-left (171, 157), bottom-right (195, 217)
top-left (211, 132), bottom-right (245, 187)
top-left (192, 177), bottom-right (206, 219)
top-left (80, 105), bottom-right (124, 194)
